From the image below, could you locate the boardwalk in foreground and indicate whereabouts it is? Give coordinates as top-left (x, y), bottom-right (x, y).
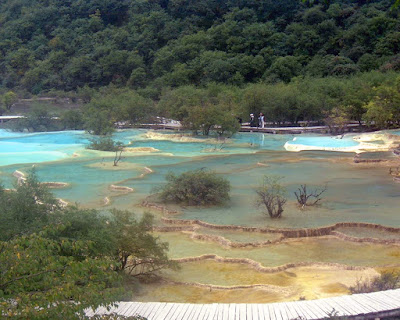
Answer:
top-left (86, 289), bottom-right (400, 319)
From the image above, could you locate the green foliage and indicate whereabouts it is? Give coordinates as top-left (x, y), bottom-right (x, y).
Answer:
top-left (87, 137), bottom-right (124, 152)
top-left (0, 0), bottom-right (399, 92)
top-left (0, 169), bottom-right (59, 241)
top-left (60, 109), bottom-right (85, 130)
top-left (107, 210), bottom-right (178, 277)
top-left (84, 88), bottom-right (154, 135)
top-left (0, 232), bottom-right (122, 320)
top-left (2, 91), bottom-right (18, 111)
top-left (0, 170), bottom-right (174, 318)
top-left (158, 169), bottom-right (231, 205)
top-left (256, 176), bottom-right (287, 219)
top-left (159, 84), bottom-right (242, 136)
top-left (363, 81), bottom-right (400, 128)
top-left (11, 104), bottom-right (62, 132)
top-left (323, 107), bottom-right (351, 134)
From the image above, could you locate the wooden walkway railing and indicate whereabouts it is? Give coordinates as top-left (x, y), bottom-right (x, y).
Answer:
top-left (86, 289), bottom-right (400, 319)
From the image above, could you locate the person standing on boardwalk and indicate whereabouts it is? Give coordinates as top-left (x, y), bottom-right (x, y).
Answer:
top-left (259, 112), bottom-right (265, 129)
top-left (250, 113), bottom-right (257, 127)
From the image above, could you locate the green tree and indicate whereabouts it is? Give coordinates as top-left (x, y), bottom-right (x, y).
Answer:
top-left (0, 169), bottom-right (59, 241)
top-left (158, 169), bottom-right (231, 205)
top-left (2, 91), bottom-right (18, 111)
top-left (363, 83), bottom-right (400, 128)
top-left (108, 210), bottom-right (177, 277)
top-left (256, 176), bottom-right (287, 219)
top-left (0, 232), bottom-right (122, 320)
top-left (61, 110), bottom-right (85, 130)
top-left (0, 170), bottom-right (175, 318)
top-left (12, 105), bottom-right (62, 132)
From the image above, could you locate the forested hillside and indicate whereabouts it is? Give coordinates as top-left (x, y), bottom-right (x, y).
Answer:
top-left (0, 0), bottom-right (399, 94)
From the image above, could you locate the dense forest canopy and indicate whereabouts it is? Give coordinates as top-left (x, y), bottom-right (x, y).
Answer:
top-left (0, 0), bottom-right (399, 94)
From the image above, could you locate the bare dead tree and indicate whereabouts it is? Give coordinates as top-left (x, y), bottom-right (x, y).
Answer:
top-left (113, 149), bottom-right (123, 166)
top-left (294, 184), bottom-right (327, 209)
top-left (113, 142), bottom-right (124, 166)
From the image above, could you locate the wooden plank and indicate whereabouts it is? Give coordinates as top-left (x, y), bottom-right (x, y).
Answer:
top-left (334, 296), bottom-right (364, 315)
top-left (222, 303), bottom-right (230, 320)
top-left (192, 304), bottom-right (207, 320)
top-left (215, 303), bottom-right (224, 320)
top-left (237, 304), bottom-right (246, 320)
top-left (367, 291), bottom-right (400, 309)
top-left (302, 300), bottom-right (323, 319)
top-left (111, 302), bottom-right (128, 315)
top-left (180, 303), bottom-right (196, 319)
top-left (361, 293), bottom-right (393, 311)
top-left (347, 295), bottom-right (381, 313)
top-left (266, 303), bottom-right (277, 320)
top-left (189, 304), bottom-right (206, 320)
top-left (93, 306), bottom-right (108, 316)
top-left (149, 303), bottom-right (169, 320)
top-left (152, 302), bottom-right (176, 320)
top-left (326, 297), bottom-right (355, 317)
top-left (136, 303), bottom-right (152, 318)
top-left (118, 302), bottom-right (139, 316)
top-left (95, 289), bottom-right (400, 319)
top-left (228, 303), bottom-right (236, 320)
top-left (379, 290), bottom-right (400, 304)
top-left (281, 302), bottom-right (300, 320)
top-left (168, 303), bottom-right (187, 320)
top-left (323, 297), bottom-right (355, 316)
top-left (301, 300), bottom-right (329, 319)
top-left (256, 304), bottom-right (266, 320)
top-left (322, 296), bottom-right (355, 317)
top-left (207, 303), bottom-right (219, 320)
top-left (141, 303), bottom-right (160, 320)
top-left (246, 304), bottom-right (254, 320)
top-left (141, 302), bottom-right (162, 319)
top-left (285, 301), bottom-right (307, 320)
top-left (274, 302), bottom-right (289, 320)
top-left (132, 302), bottom-right (150, 318)
top-left (293, 300), bottom-right (318, 319)
top-left (358, 294), bottom-right (388, 311)
top-left (308, 299), bottom-right (339, 318)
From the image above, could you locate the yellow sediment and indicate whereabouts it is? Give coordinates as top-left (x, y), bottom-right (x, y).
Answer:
top-left (86, 161), bottom-right (143, 170)
top-left (103, 197), bottom-right (111, 206)
top-left (109, 184), bottom-right (134, 192)
top-left (141, 131), bottom-right (231, 144)
top-left (257, 162), bottom-right (269, 167)
top-left (42, 182), bottom-right (69, 189)
top-left (135, 262), bottom-right (379, 303)
top-left (124, 147), bottom-right (160, 153)
top-left (173, 254), bottom-right (372, 273)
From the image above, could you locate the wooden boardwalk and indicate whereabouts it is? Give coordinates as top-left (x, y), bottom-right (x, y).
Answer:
top-left (86, 289), bottom-right (400, 319)
top-left (133, 123), bottom-right (366, 134)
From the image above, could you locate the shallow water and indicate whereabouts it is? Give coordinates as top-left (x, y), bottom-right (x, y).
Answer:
top-left (194, 227), bottom-right (282, 243)
top-left (155, 232), bottom-right (400, 267)
top-left (335, 227), bottom-right (400, 240)
top-left (1, 128), bottom-right (399, 303)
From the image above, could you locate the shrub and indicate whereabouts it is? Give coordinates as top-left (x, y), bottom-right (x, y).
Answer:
top-left (350, 271), bottom-right (400, 294)
top-left (159, 169), bottom-right (230, 205)
top-left (87, 137), bottom-right (124, 152)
